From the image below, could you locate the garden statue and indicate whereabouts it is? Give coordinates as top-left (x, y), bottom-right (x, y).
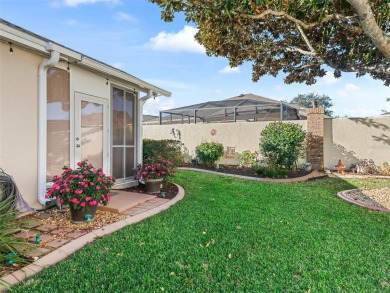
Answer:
top-left (336, 159), bottom-right (345, 174)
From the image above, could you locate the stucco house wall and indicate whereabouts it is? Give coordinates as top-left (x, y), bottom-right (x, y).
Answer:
top-left (0, 44), bottom-right (118, 208)
top-left (71, 65), bottom-right (109, 98)
top-left (0, 19), bottom-right (170, 209)
top-left (0, 42), bottom-right (41, 207)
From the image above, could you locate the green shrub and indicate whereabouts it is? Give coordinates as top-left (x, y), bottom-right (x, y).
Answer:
top-left (239, 150), bottom-right (259, 167)
top-left (265, 168), bottom-right (276, 178)
top-left (143, 139), bottom-right (186, 167)
top-left (195, 142), bottom-right (224, 167)
top-left (255, 166), bottom-right (287, 178)
top-left (377, 162), bottom-right (390, 176)
top-left (259, 122), bottom-right (306, 170)
top-left (277, 169), bottom-right (287, 178)
top-left (255, 167), bottom-right (265, 176)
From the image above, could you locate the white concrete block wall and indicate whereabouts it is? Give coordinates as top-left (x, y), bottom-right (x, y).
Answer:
top-left (143, 121), bottom-right (307, 165)
top-left (144, 117), bottom-right (390, 170)
top-left (324, 117), bottom-right (390, 170)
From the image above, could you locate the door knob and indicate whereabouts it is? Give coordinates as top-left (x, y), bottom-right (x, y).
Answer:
top-left (76, 137), bottom-right (79, 141)
top-left (76, 144), bottom-right (80, 148)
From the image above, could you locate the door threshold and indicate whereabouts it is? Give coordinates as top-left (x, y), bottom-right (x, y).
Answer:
top-left (112, 180), bottom-right (139, 190)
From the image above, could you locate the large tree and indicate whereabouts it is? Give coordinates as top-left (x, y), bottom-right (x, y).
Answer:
top-left (149, 0), bottom-right (390, 85)
top-left (290, 92), bottom-right (334, 116)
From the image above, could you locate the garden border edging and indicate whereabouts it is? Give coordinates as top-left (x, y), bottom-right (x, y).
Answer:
top-left (179, 167), bottom-right (327, 183)
top-left (337, 189), bottom-right (390, 213)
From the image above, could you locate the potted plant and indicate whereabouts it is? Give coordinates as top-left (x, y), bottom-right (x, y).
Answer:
top-left (46, 160), bottom-right (115, 223)
top-left (301, 162), bottom-right (312, 172)
top-left (134, 157), bottom-right (174, 193)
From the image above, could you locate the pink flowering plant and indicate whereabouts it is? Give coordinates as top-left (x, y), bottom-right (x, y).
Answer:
top-left (45, 160), bottom-right (115, 210)
top-left (134, 157), bottom-right (174, 182)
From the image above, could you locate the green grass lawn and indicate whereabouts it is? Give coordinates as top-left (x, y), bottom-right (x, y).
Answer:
top-left (13, 171), bottom-right (390, 292)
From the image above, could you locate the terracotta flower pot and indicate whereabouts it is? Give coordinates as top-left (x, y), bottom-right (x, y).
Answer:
top-left (69, 205), bottom-right (98, 224)
top-left (145, 178), bottom-right (163, 193)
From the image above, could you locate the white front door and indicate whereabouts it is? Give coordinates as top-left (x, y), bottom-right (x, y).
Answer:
top-left (74, 92), bottom-right (109, 174)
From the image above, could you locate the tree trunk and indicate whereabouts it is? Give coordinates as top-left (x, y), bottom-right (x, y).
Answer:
top-left (348, 0), bottom-right (390, 62)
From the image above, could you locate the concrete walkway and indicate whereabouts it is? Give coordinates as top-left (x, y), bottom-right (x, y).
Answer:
top-left (0, 184), bottom-right (185, 291)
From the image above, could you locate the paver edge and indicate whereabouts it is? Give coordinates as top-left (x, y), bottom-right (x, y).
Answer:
top-left (337, 189), bottom-right (390, 213)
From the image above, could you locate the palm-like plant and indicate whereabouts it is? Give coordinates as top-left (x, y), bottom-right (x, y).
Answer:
top-left (0, 196), bottom-right (32, 289)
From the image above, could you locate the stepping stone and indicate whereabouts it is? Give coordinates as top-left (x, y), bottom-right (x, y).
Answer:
top-left (23, 247), bottom-right (50, 258)
top-left (28, 234), bottom-right (54, 244)
top-left (14, 231), bottom-right (36, 240)
top-left (36, 224), bottom-right (57, 232)
top-left (46, 239), bottom-right (70, 248)
top-left (4, 228), bottom-right (21, 235)
top-left (98, 191), bottom-right (155, 213)
top-left (67, 231), bottom-right (87, 239)
top-left (51, 228), bottom-right (72, 236)
top-left (35, 213), bottom-right (51, 219)
top-left (11, 243), bottom-right (33, 253)
top-left (20, 219), bottom-right (42, 229)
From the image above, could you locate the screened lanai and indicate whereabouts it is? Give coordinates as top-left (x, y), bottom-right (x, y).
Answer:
top-left (155, 94), bottom-right (306, 125)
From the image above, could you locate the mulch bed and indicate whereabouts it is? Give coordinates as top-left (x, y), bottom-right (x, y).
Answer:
top-left (184, 164), bottom-right (312, 179)
top-left (124, 182), bottom-right (178, 200)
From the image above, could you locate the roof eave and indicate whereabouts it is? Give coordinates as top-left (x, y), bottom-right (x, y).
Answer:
top-left (79, 57), bottom-right (171, 97)
top-left (0, 19), bottom-right (171, 97)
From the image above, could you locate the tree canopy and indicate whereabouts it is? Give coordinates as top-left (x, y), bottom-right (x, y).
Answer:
top-left (150, 0), bottom-right (390, 86)
top-left (290, 92), bottom-right (334, 116)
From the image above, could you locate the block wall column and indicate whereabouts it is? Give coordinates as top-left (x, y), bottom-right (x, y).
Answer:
top-left (306, 108), bottom-right (324, 170)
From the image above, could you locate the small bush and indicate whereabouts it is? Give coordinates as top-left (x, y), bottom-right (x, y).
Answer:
top-left (259, 122), bottom-right (306, 170)
top-left (143, 139), bottom-right (186, 167)
top-left (277, 169), bottom-right (287, 178)
top-left (377, 162), bottom-right (390, 176)
top-left (134, 157), bottom-right (174, 182)
top-left (255, 167), bottom-right (265, 176)
top-left (195, 142), bottom-right (224, 167)
top-left (356, 159), bottom-right (378, 174)
top-left (265, 168), bottom-right (276, 178)
top-left (240, 150), bottom-right (259, 167)
top-left (261, 168), bottom-right (287, 178)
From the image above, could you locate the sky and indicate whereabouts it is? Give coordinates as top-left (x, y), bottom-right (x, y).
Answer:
top-left (1, 0), bottom-right (389, 117)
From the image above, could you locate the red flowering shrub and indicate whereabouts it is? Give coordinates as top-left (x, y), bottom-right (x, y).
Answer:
top-left (45, 160), bottom-right (115, 210)
top-left (134, 157), bottom-right (174, 182)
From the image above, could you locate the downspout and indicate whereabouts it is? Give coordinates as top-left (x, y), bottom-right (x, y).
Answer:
top-left (136, 89), bottom-right (153, 165)
top-left (37, 43), bottom-right (60, 205)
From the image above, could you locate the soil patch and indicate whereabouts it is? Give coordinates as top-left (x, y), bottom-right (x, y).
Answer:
top-left (184, 164), bottom-right (312, 179)
top-left (124, 181), bottom-right (178, 200)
